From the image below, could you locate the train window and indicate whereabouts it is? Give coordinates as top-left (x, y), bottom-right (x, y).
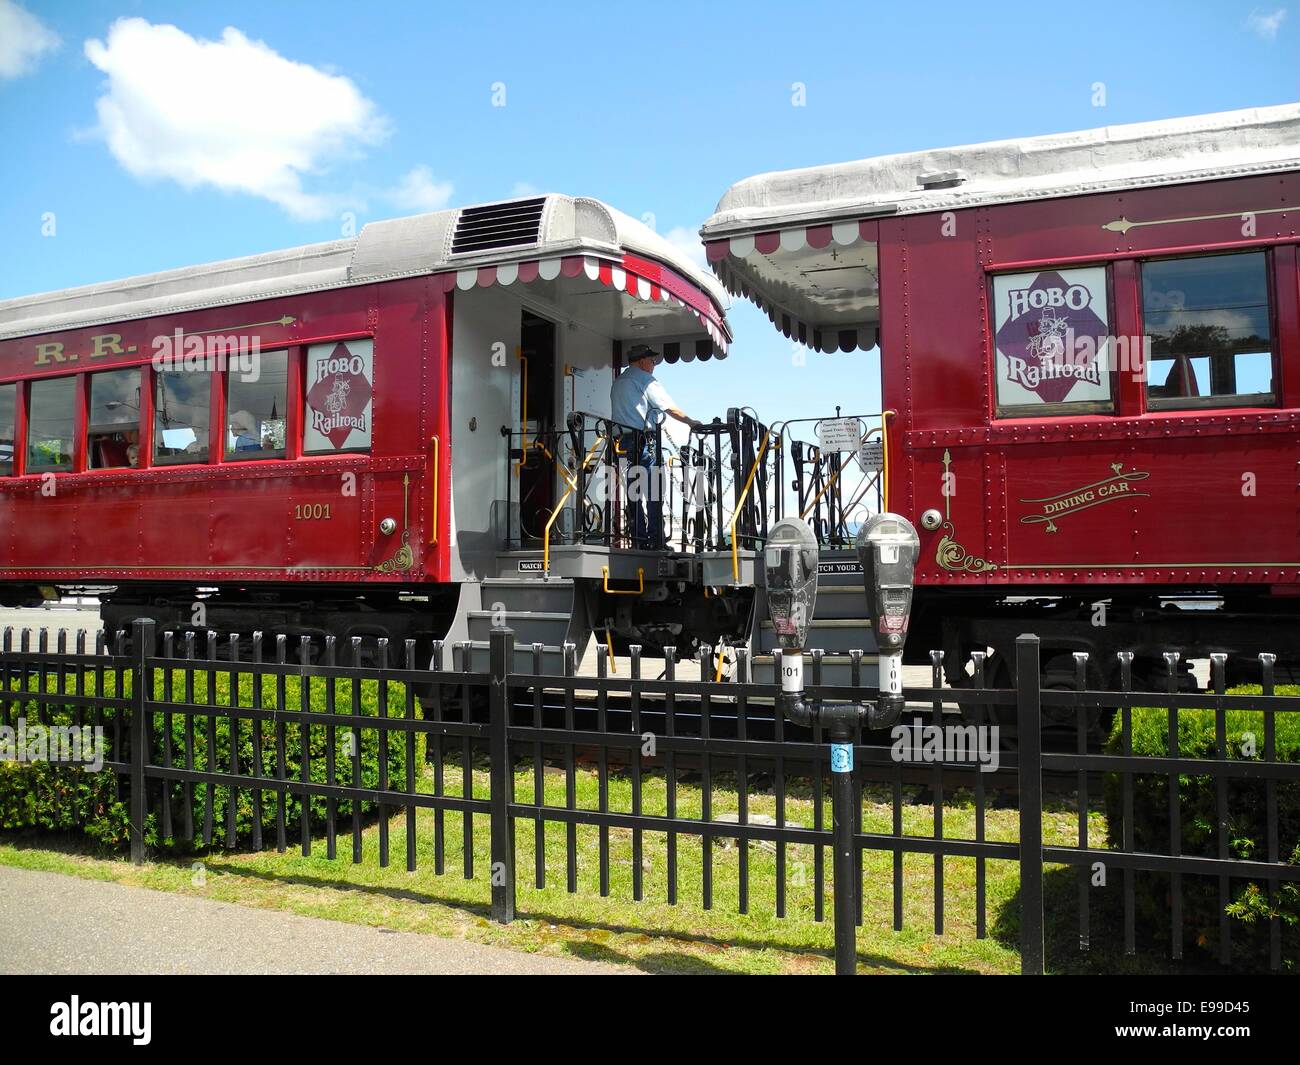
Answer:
top-left (154, 370), bottom-right (211, 465)
top-left (303, 339), bottom-right (373, 455)
top-left (88, 368), bottom-right (141, 469)
top-left (0, 383), bottom-right (14, 476)
top-left (225, 350), bottom-right (287, 460)
top-left (27, 376), bottom-right (75, 473)
top-left (1142, 252), bottom-right (1275, 410)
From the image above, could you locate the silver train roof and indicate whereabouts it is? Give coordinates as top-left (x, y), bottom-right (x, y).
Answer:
top-left (0, 194), bottom-right (728, 342)
top-left (703, 103), bottom-right (1300, 236)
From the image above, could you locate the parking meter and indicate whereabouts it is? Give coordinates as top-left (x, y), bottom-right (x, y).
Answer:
top-left (763, 517), bottom-right (820, 684)
top-left (762, 514), bottom-right (919, 976)
top-left (856, 513), bottom-right (920, 718)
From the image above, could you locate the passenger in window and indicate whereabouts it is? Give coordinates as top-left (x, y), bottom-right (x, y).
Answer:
top-left (126, 443), bottom-right (140, 468)
top-left (0, 422), bottom-right (13, 474)
top-left (0, 383), bottom-right (12, 475)
top-left (88, 369), bottom-right (142, 469)
top-left (227, 350), bottom-right (288, 459)
top-left (229, 410), bottom-right (260, 452)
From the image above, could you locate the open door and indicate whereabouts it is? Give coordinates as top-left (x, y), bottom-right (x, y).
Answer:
top-left (516, 310), bottom-right (557, 543)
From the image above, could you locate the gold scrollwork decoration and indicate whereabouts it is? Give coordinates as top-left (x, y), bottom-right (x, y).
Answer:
top-left (375, 534), bottom-right (414, 574)
top-left (935, 448), bottom-right (997, 573)
top-left (936, 521), bottom-right (998, 574)
top-left (374, 474), bottom-right (416, 573)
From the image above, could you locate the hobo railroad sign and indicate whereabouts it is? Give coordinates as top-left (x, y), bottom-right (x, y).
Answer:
top-left (304, 339), bottom-right (374, 453)
top-left (992, 266), bottom-right (1111, 410)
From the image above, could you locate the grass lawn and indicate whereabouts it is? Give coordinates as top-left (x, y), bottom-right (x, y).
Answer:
top-left (0, 751), bottom-right (1202, 975)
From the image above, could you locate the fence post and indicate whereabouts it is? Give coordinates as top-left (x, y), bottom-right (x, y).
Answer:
top-left (488, 627), bottom-right (516, 923)
top-left (1016, 634), bottom-right (1044, 975)
top-left (129, 618), bottom-right (155, 866)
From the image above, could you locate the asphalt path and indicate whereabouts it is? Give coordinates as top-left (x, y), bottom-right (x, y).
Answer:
top-left (0, 866), bottom-right (631, 975)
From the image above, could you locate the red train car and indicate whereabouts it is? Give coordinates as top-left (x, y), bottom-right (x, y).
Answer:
top-left (0, 195), bottom-right (736, 668)
top-left (705, 104), bottom-right (1300, 688)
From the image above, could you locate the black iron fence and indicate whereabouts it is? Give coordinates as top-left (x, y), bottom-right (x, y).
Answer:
top-left (2, 622), bottom-right (1297, 974)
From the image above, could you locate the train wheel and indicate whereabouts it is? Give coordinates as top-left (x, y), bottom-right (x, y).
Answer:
top-left (1041, 653), bottom-right (1118, 750)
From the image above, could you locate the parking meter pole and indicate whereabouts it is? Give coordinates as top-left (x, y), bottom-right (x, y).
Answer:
top-left (764, 514), bottom-right (920, 977)
top-left (828, 718), bottom-right (857, 976)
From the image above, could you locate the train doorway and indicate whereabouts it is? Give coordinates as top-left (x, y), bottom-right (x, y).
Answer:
top-left (517, 310), bottom-right (557, 543)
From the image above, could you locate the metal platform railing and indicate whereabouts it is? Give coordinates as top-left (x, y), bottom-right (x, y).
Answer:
top-left (501, 408), bottom-right (774, 565)
top-left (770, 410), bottom-right (892, 548)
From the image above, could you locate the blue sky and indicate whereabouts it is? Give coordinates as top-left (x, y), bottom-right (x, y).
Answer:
top-left (1, 0), bottom-right (1296, 424)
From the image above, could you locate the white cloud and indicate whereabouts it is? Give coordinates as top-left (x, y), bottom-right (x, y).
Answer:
top-left (511, 181), bottom-right (543, 198)
top-left (386, 165), bottom-right (454, 212)
top-left (662, 225), bottom-right (708, 270)
top-left (0, 0), bottom-right (60, 79)
top-left (1246, 7), bottom-right (1286, 40)
top-left (83, 18), bottom-right (388, 219)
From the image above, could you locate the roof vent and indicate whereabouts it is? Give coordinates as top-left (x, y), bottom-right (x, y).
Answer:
top-left (916, 169), bottom-right (967, 190)
top-left (451, 197), bottom-right (546, 255)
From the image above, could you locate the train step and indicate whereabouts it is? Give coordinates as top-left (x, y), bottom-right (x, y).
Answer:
top-left (479, 576), bottom-right (578, 614)
top-left (803, 584), bottom-right (873, 620)
top-left (467, 610), bottom-right (572, 649)
top-left (452, 576), bottom-right (591, 674)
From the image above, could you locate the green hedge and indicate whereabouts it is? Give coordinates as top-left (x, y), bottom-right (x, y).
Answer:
top-left (1103, 686), bottom-right (1300, 969)
top-left (0, 665), bottom-right (416, 854)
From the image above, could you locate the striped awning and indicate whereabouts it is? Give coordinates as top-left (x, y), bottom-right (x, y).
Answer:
top-left (704, 220), bottom-right (877, 353)
top-left (435, 251), bottom-right (731, 356)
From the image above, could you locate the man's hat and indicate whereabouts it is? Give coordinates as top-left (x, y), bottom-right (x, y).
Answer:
top-left (626, 344), bottom-right (660, 364)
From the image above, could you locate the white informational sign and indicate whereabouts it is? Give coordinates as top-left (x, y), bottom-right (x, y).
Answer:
top-left (992, 266), bottom-right (1111, 410)
top-left (858, 438), bottom-right (883, 472)
top-left (567, 366), bottom-right (611, 421)
top-left (304, 338), bottom-right (374, 453)
top-left (816, 417), bottom-right (863, 453)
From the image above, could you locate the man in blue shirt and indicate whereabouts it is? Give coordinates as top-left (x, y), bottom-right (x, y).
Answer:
top-left (610, 345), bottom-right (703, 548)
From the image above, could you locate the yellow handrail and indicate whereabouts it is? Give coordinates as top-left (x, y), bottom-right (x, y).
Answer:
top-left (602, 566), bottom-right (644, 595)
top-left (604, 628), bottom-right (616, 674)
top-left (543, 435), bottom-right (607, 574)
top-left (730, 429), bottom-right (771, 583)
top-left (881, 410), bottom-right (895, 512)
